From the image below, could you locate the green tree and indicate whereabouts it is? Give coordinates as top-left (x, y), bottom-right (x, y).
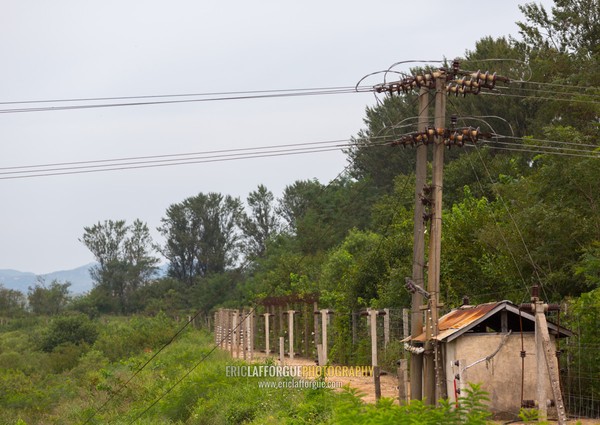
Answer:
top-left (0, 285), bottom-right (26, 317)
top-left (81, 219), bottom-right (158, 313)
top-left (516, 0), bottom-right (600, 133)
top-left (320, 230), bottom-right (386, 312)
top-left (277, 177), bottom-right (371, 255)
top-left (27, 279), bottom-right (71, 316)
top-left (483, 126), bottom-right (600, 299)
top-left (242, 184), bottom-right (280, 261)
top-left (277, 179), bottom-right (323, 233)
top-left (158, 192), bottom-right (244, 283)
top-left (441, 188), bottom-right (520, 305)
top-left (517, 0), bottom-right (600, 57)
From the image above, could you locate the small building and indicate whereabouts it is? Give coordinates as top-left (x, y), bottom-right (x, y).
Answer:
top-left (408, 300), bottom-right (572, 417)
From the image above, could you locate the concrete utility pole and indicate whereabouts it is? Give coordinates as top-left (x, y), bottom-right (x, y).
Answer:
top-left (423, 74), bottom-right (447, 404)
top-left (524, 287), bottom-right (568, 425)
top-left (433, 75), bottom-right (448, 402)
top-left (411, 86), bottom-right (429, 401)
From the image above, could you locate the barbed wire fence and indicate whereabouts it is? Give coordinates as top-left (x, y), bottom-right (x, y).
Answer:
top-left (558, 310), bottom-right (600, 419)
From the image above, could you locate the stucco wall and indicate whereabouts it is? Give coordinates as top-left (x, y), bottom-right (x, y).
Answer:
top-left (445, 333), bottom-right (558, 416)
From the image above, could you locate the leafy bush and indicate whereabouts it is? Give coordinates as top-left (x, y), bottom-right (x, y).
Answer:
top-left (332, 383), bottom-right (491, 425)
top-left (93, 313), bottom-right (176, 361)
top-left (40, 314), bottom-right (99, 353)
top-left (47, 342), bottom-right (88, 373)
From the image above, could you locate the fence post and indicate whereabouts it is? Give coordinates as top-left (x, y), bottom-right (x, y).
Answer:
top-left (287, 310), bottom-right (296, 360)
top-left (313, 302), bottom-right (320, 349)
top-left (279, 336), bottom-right (285, 365)
top-left (320, 309), bottom-right (330, 366)
top-left (263, 312), bottom-right (271, 355)
top-left (303, 304), bottom-right (310, 357)
top-left (352, 311), bottom-right (358, 346)
top-left (228, 310), bottom-right (234, 354)
top-left (214, 310), bottom-right (219, 345)
top-left (369, 309), bottom-right (381, 401)
top-left (241, 310), bottom-right (247, 360)
top-left (218, 309), bottom-right (224, 348)
top-left (248, 311), bottom-right (254, 361)
top-left (384, 308), bottom-right (390, 349)
top-left (233, 310), bottom-right (239, 358)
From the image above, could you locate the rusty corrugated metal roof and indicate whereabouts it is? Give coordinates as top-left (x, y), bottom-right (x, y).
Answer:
top-left (404, 300), bottom-right (573, 344)
top-left (410, 302), bottom-right (503, 343)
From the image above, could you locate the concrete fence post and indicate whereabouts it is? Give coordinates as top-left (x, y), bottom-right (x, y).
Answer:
top-left (279, 336), bottom-right (285, 365)
top-left (263, 313), bottom-right (271, 355)
top-left (287, 310), bottom-right (296, 360)
top-left (384, 308), bottom-right (390, 349)
top-left (369, 309), bottom-right (381, 401)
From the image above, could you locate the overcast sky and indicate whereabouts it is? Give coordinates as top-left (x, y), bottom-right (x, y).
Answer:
top-left (1, 0), bottom-right (553, 274)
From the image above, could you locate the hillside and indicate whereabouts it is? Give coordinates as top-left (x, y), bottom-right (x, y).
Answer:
top-left (0, 264), bottom-right (95, 294)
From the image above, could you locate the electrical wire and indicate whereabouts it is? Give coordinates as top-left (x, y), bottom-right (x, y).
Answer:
top-left (80, 309), bottom-right (204, 424)
top-left (480, 90), bottom-right (600, 106)
top-left (0, 134), bottom-right (404, 181)
top-left (0, 87), bottom-right (372, 114)
top-left (0, 147), bottom-right (347, 180)
top-left (0, 141), bottom-right (352, 177)
top-left (0, 139), bottom-right (352, 172)
top-left (0, 86), bottom-right (367, 106)
top-left (513, 79), bottom-right (599, 92)
top-left (496, 84), bottom-right (600, 101)
top-left (467, 143), bottom-right (600, 160)
top-left (484, 139), bottom-right (600, 156)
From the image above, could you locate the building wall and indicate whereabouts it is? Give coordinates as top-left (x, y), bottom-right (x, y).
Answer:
top-left (445, 333), bottom-right (558, 416)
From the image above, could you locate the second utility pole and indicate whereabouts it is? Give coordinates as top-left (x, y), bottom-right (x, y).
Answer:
top-left (423, 73), bottom-right (447, 404)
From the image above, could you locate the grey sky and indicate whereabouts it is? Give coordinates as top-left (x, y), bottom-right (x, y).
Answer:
top-left (1, 0), bottom-right (551, 274)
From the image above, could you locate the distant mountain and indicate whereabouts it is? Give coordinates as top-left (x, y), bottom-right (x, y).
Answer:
top-left (0, 263), bottom-right (168, 296)
top-left (0, 263), bottom-right (95, 295)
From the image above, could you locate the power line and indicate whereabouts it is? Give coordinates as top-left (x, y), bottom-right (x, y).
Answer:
top-left (0, 134), bottom-right (400, 181)
top-left (0, 86), bottom-right (365, 106)
top-left (0, 87), bottom-right (372, 114)
top-left (467, 143), bottom-right (600, 160)
top-left (0, 146), bottom-right (346, 180)
top-left (498, 134), bottom-right (599, 149)
top-left (514, 79), bottom-right (599, 92)
top-left (487, 139), bottom-right (600, 156)
top-left (498, 85), bottom-right (600, 101)
top-left (0, 139), bottom-right (352, 174)
top-left (480, 91), bottom-right (600, 106)
top-left (80, 309), bottom-right (204, 425)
